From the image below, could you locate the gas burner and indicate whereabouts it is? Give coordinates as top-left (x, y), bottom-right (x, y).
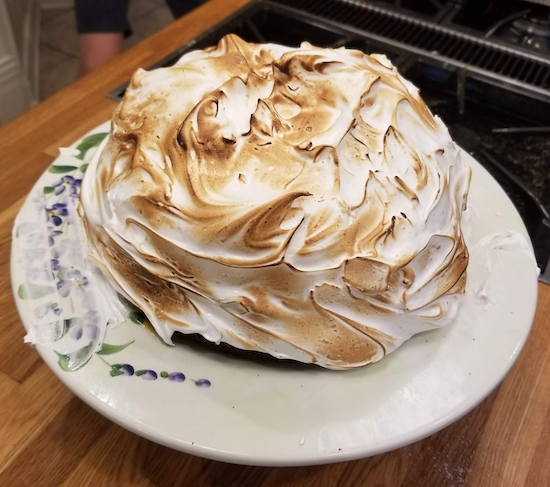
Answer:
top-left (451, 0), bottom-right (550, 54)
top-left (497, 9), bottom-right (550, 52)
top-left (513, 15), bottom-right (550, 39)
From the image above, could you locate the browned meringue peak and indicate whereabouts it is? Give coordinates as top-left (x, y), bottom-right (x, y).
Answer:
top-left (80, 34), bottom-right (471, 369)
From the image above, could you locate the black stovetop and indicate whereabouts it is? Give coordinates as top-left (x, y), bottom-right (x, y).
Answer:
top-left (451, 0), bottom-right (550, 54)
top-left (110, 0), bottom-right (550, 278)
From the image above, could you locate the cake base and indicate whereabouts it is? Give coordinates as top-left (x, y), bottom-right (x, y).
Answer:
top-left (171, 331), bottom-right (320, 370)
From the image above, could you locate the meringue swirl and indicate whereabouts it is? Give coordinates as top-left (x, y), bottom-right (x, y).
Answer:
top-left (80, 35), bottom-right (471, 369)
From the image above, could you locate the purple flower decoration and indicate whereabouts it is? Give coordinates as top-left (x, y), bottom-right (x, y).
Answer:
top-left (69, 319), bottom-right (84, 340)
top-left (52, 175), bottom-right (82, 196)
top-left (34, 302), bottom-right (61, 319)
top-left (48, 229), bottom-right (63, 247)
top-left (169, 372), bottom-right (186, 382)
top-left (84, 324), bottom-right (99, 341)
top-left (56, 268), bottom-right (88, 297)
top-left (110, 364), bottom-right (134, 377)
top-left (67, 310), bottom-right (99, 340)
top-left (83, 310), bottom-right (100, 339)
top-left (51, 259), bottom-right (60, 271)
top-left (46, 203), bottom-right (68, 226)
top-left (135, 369), bottom-right (158, 380)
top-left (160, 371), bottom-right (186, 382)
top-left (194, 378), bottom-right (211, 387)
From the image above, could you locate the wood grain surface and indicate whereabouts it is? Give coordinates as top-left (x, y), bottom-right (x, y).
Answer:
top-left (1, 1), bottom-right (549, 485)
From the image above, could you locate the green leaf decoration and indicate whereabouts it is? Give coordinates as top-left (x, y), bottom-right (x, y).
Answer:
top-left (110, 364), bottom-right (125, 377)
top-left (79, 163), bottom-right (89, 173)
top-left (160, 371), bottom-right (169, 378)
top-left (75, 132), bottom-right (108, 161)
top-left (127, 310), bottom-right (159, 339)
top-left (129, 310), bottom-right (145, 325)
top-left (55, 341), bottom-right (95, 372)
top-left (97, 341), bottom-right (135, 355)
top-left (43, 186), bottom-right (55, 195)
top-left (48, 165), bottom-right (78, 174)
top-left (135, 370), bottom-right (146, 377)
top-left (60, 319), bottom-right (72, 339)
top-left (17, 282), bottom-right (56, 300)
top-left (46, 318), bottom-right (72, 343)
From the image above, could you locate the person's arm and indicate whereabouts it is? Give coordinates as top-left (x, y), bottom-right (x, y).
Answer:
top-left (75, 0), bottom-right (130, 76)
top-left (78, 33), bottom-right (123, 77)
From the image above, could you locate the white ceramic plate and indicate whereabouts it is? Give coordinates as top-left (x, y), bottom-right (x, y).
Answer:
top-left (11, 123), bottom-right (538, 467)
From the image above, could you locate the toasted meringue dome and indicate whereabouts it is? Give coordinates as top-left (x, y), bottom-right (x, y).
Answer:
top-left (80, 34), bottom-right (471, 369)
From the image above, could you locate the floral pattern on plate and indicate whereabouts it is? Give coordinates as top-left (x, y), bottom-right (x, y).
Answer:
top-left (13, 129), bottom-right (210, 387)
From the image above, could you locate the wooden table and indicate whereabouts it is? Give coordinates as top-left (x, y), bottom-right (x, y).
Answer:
top-left (1, 0), bottom-right (549, 485)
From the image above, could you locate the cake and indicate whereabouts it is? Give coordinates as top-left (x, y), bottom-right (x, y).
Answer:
top-left (80, 34), bottom-right (471, 369)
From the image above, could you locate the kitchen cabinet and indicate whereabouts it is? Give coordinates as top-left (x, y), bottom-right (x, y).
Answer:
top-left (0, 0), bottom-right (39, 124)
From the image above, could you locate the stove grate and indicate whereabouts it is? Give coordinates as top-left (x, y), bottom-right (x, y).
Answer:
top-left (272, 0), bottom-right (550, 94)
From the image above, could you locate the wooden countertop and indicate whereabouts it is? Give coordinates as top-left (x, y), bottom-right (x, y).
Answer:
top-left (1, 0), bottom-right (549, 485)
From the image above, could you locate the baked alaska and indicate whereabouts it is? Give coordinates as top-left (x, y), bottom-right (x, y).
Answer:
top-left (80, 34), bottom-right (471, 369)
